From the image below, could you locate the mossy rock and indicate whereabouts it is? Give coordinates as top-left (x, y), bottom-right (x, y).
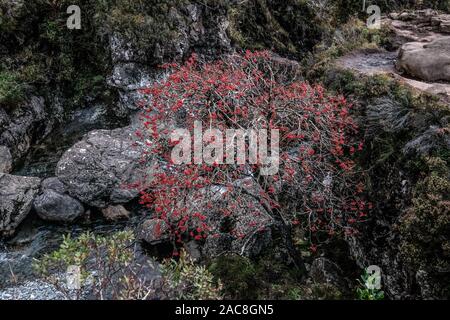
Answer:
top-left (0, 70), bottom-right (24, 107)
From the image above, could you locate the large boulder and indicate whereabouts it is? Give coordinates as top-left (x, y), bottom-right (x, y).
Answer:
top-left (56, 127), bottom-right (152, 208)
top-left (33, 177), bottom-right (84, 223)
top-left (0, 146), bottom-right (12, 173)
top-left (34, 191), bottom-right (84, 224)
top-left (397, 37), bottom-right (450, 82)
top-left (0, 173), bottom-right (41, 236)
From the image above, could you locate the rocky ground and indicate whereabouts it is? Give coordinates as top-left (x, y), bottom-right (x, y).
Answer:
top-left (337, 10), bottom-right (450, 101)
top-left (0, 278), bottom-right (67, 300)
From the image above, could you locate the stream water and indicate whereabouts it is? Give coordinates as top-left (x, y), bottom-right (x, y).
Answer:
top-left (0, 104), bottom-right (138, 290)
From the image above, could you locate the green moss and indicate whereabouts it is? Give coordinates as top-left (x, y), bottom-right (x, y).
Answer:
top-left (208, 254), bottom-right (257, 299)
top-left (208, 245), bottom-right (305, 300)
top-left (227, 0), bottom-right (324, 58)
top-left (398, 157), bottom-right (450, 278)
top-left (305, 18), bottom-right (385, 80)
top-left (0, 70), bottom-right (24, 107)
top-left (283, 283), bottom-right (343, 300)
top-left (0, 0), bottom-right (112, 110)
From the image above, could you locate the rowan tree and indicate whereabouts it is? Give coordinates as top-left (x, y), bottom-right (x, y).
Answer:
top-left (135, 51), bottom-right (369, 252)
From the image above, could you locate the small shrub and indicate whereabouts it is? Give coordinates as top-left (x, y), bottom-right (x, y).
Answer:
top-left (0, 70), bottom-right (24, 106)
top-left (208, 254), bottom-right (257, 299)
top-left (34, 231), bottom-right (155, 300)
top-left (137, 51), bottom-right (368, 249)
top-left (300, 283), bottom-right (343, 300)
top-left (160, 250), bottom-right (223, 300)
top-left (398, 157), bottom-right (450, 273)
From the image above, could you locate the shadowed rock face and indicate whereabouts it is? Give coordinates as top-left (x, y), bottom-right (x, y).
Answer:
top-left (138, 219), bottom-right (171, 245)
top-left (309, 257), bottom-right (348, 290)
top-left (34, 189), bottom-right (84, 223)
top-left (56, 127), bottom-right (153, 208)
top-left (34, 177), bottom-right (85, 223)
top-left (190, 179), bottom-right (277, 258)
top-left (0, 96), bottom-right (52, 161)
top-left (0, 173), bottom-right (41, 236)
top-left (0, 146), bottom-right (12, 173)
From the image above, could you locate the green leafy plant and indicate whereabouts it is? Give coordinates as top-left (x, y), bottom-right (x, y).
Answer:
top-left (207, 254), bottom-right (257, 299)
top-left (160, 250), bottom-right (223, 300)
top-left (0, 70), bottom-right (24, 106)
top-left (356, 268), bottom-right (384, 300)
top-left (34, 231), bottom-right (155, 300)
top-left (288, 283), bottom-right (343, 300)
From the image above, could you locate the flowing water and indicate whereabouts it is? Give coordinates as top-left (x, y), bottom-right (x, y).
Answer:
top-left (1, 104), bottom-right (137, 291)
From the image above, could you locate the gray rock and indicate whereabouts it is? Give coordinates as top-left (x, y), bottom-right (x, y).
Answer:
top-left (0, 146), bottom-right (12, 173)
top-left (101, 205), bottom-right (130, 221)
top-left (109, 33), bottom-right (139, 64)
top-left (0, 108), bottom-right (9, 130)
top-left (107, 62), bottom-right (158, 112)
top-left (0, 96), bottom-right (49, 160)
top-left (108, 63), bottom-right (152, 91)
top-left (105, 2), bottom-right (232, 115)
top-left (192, 179), bottom-right (276, 258)
top-left (415, 269), bottom-right (441, 300)
top-left (0, 279), bottom-right (67, 300)
top-left (0, 173), bottom-right (41, 237)
top-left (138, 219), bottom-right (171, 245)
top-left (386, 10), bottom-right (450, 49)
top-left (183, 240), bottom-right (202, 261)
top-left (34, 189), bottom-right (84, 223)
top-left (0, 251), bottom-right (35, 289)
top-left (41, 177), bottom-right (66, 194)
top-left (397, 37), bottom-right (450, 82)
top-left (431, 14), bottom-right (450, 34)
top-left (56, 127), bottom-right (152, 208)
top-left (309, 258), bottom-right (347, 289)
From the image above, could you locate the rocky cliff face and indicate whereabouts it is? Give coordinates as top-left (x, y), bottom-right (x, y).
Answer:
top-left (317, 9), bottom-right (450, 299)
